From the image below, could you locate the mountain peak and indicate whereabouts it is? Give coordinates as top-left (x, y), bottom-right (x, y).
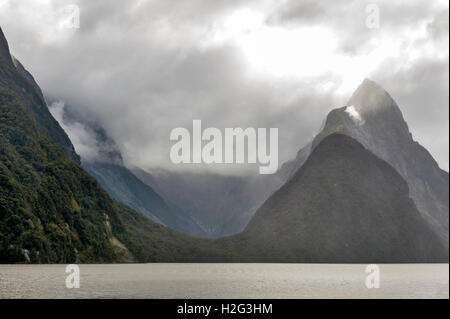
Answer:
top-left (241, 133), bottom-right (448, 262)
top-left (311, 78), bottom-right (412, 153)
top-left (346, 78), bottom-right (399, 116)
top-left (0, 26), bottom-right (14, 66)
top-left (308, 78), bottom-right (448, 245)
top-left (353, 78), bottom-right (385, 96)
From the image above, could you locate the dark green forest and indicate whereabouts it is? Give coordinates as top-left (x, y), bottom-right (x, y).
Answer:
top-left (0, 27), bottom-right (232, 263)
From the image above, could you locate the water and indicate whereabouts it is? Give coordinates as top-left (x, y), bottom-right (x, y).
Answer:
top-left (0, 264), bottom-right (448, 299)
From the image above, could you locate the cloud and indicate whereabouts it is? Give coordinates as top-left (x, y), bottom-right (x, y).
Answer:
top-left (345, 105), bottom-right (365, 125)
top-left (48, 101), bottom-right (102, 162)
top-left (48, 100), bottom-right (122, 164)
top-left (0, 0), bottom-right (448, 172)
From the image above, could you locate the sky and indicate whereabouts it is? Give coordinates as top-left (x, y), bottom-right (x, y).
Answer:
top-left (0, 0), bottom-right (448, 173)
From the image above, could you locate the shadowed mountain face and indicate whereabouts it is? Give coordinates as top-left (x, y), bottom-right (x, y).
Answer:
top-left (1, 25), bottom-right (447, 263)
top-left (233, 134), bottom-right (448, 263)
top-left (276, 142), bottom-right (311, 182)
top-left (47, 100), bottom-right (286, 238)
top-left (0, 28), bottom-right (13, 66)
top-left (83, 161), bottom-right (204, 234)
top-left (0, 30), bottom-right (79, 164)
top-left (11, 56), bottom-right (45, 103)
top-left (104, 78), bottom-right (449, 243)
top-left (133, 168), bottom-right (284, 237)
top-left (309, 79), bottom-right (448, 244)
top-left (49, 102), bottom-right (205, 235)
top-left (0, 26), bottom-right (225, 263)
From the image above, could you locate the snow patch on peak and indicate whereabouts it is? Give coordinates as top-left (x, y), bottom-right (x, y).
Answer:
top-left (345, 105), bottom-right (365, 125)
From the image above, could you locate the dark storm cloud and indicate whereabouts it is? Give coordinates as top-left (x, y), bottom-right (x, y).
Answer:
top-left (0, 0), bottom-right (448, 172)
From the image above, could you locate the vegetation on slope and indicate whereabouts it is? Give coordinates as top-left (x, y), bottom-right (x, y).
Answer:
top-left (0, 85), bottom-right (231, 263)
top-left (0, 26), bottom-right (228, 263)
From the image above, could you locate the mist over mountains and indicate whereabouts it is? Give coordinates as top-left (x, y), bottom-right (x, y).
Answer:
top-left (313, 79), bottom-right (449, 244)
top-left (273, 79), bottom-right (449, 247)
top-left (0, 26), bottom-right (222, 263)
top-left (47, 100), bottom-right (204, 236)
top-left (61, 78), bottom-right (448, 247)
top-left (2, 0), bottom-right (448, 175)
top-left (0, 25), bottom-right (448, 263)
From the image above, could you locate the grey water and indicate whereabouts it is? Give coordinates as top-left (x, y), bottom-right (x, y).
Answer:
top-left (0, 264), bottom-right (448, 299)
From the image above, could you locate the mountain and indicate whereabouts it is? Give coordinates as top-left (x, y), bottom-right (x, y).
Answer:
top-left (309, 79), bottom-right (448, 245)
top-left (228, 133), bottom-right (448, 263)
top-left (0, 29), bottom-right (79, 164)
top-left (276, 142), bottom-right (311, 182)
top-left (83, 162), bottom-right (204, 234)
top-left (46, 102), bottom-right (205, 235)
top-left (11, 56), bottom-right (45, 102)
top-left (0, 26), bottom-right (223, 263)
top-left (2, 25), bottom-right (447, 263)
top-left (133, 168), bottom-right (284, 237)
top-left (275, 79), bottom-right (449, 246)
top-left (134, 78), bottom-right (449, 243)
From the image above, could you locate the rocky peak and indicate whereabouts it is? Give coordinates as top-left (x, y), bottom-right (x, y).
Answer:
top-left (314, 79), bottom-right (412, 148)
top-left (346, 79), bottom-right (407, 128)
top-left (309, 79), bottom-right (448, 245)
top-left (0, 26), bottom-right (14, 67)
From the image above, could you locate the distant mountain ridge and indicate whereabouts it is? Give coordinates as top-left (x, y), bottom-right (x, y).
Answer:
top-left (133, 167), bottom-right (284, 237)
top-left (46, 100), bottom-right (206, 235)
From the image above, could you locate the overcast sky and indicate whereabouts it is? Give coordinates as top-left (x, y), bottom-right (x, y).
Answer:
top-left (0, 0), bottom-right (448, 173)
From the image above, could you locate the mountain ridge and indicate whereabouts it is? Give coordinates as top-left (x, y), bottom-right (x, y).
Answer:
top-left (1, 25), bottom-right (447, 263)
top-left (311, 78), bottom-right (449, 244)
top-left (0, 28), bottom-right (79, 163)
top-left (46, 100), bottom-right (206, 235)
top-left (0, 25), bottom-right (224, 263)
top-left (229, 133), bottom-right (448, 263)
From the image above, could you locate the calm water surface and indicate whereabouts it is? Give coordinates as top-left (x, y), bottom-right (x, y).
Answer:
top-left (0, 264), bottom-right (448, 299)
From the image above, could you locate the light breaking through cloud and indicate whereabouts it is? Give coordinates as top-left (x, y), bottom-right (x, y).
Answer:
top-left (0, 0), bottom-right (448, 172)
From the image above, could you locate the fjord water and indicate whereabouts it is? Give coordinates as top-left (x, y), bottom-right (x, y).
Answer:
top-left (0, 264), bottom-right (448, 299)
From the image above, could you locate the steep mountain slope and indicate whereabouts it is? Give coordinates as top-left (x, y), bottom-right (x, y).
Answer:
top-left (230, 133), bottom-right (448, 263)
top-left (0, 26), bottom-right (223, 263)
top-left (11, 55), bottom-right (45, 102)
top-left (84, 162), bottom-right (205, 234)
top-left (276, 142), bottom-right (311, 182)
top-left (133, 168), bottom-right (283, 237)
top-left (2, 25), bottom-right (446, 263)
top-left (0, 28), bottom-right (79, 163)
top-left (135, 78), bottom-right (450, 242)
top-left (310, 79), bottom-right (448, 244)
top-left (46, 101), bottom-right (205, 235)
